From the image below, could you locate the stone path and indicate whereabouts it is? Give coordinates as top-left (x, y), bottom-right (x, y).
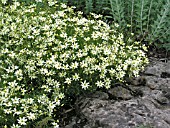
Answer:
top-left (64, 57), bottom-right (170, 128)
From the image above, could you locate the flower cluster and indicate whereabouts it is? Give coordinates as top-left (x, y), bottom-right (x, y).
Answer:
top-left (0, 0), bottom-right (148, 127)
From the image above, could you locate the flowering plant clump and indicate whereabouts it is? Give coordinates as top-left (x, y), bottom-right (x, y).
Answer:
top-left (0, 0), bottom-right (148, 127)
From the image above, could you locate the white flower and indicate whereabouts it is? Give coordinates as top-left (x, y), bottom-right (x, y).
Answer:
top-left (42, 24), bottom-right (50, 31)
top-left (11, 124), bottom-right (21, 128)
top-left (80, 61), bottom-right (88, 68)
top-left (58, 11), bottom-right (65, 17)
top-left (96, 81), bottom-right (104, 88)
top-left (54, 61), bottom-right (62, 69)
top-left (17, 117), bottom-right (27, 126)
top-left (116, 71), bottom-right (125, 80)
top-left (59, 72), bottom-right (66, 77)
top-left (104, 48), bottom-right (111, 55)
top-left (58, 93), bottom-right (65, 99)
top-left (9, 51), bottom-right (16, 58)
top-left (1, 0), bottom-right (7, 4)
top-left (84, 37), bottom-right (90, 41)
top-left (14, 69), bottom-right (22, 76)
top-left (46, 77), bottom-right (53, 85)
top-left (27, 112), bottom-right (36, 120)
top-left (8, 80), bottom-right (18, 88)
top-left (48, 0), bottom-right (56, 6)
top-left (21, 88), bottom-right (27, 95)
top-left (3, 125), bottom-right (7, 128)
top-left (55, 99), bottom-right (60, 106)
top-left (71, 43), bottom-right (79, 49)
top-left (77, 50), bottom-right (83, 58)
top-left (11, 97), bottom-right (20, 104)
top-left (81, 80), bottom-right (90, 90)
top-left (70, 61), bottom-right (79, 69)
top-left (64, 78), bottom-right (72, 84)
top-left (0, 1), bottom-right (148, 126)
top-left (104, 78), bottom-right (111, 86)
top-left (35, 0), bottom-right (42, 2)
top-left (48, 102), bottom-right (56, 113)
top-left (14, 110), bottom-right (22, 115)
top-left (53, 81), bottom-right (60, 88)
top-left (27, 98), bottom-right (34, 104)
top-left (52, 122), bottom-right (59, 128)
top-left (72, 73), bottom-right (80, 81)
top-left (91, 31), bottom-right (99, 39)
top-left (40, 68), bottom-right (49, 74)
top-left (4, 102), bottom-right (12, 107)
top-left (4, 108), bottom-right (12, 114)
top-left (61, 3), bottom-right (67, 8)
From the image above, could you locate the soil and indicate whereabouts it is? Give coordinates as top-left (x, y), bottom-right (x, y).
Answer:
top-left (147, 47), bottom-right (170, 59)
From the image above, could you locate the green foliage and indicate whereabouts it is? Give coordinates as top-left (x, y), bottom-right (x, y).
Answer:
top-left (64, 0), bottom-right (170, 50)
top-left (109, 0), bottom-right (125, 28)
top-left (35, 117), bottom-right (55, 128)
top-left (0, 0), bottom-right (148, 127)
top-left (85, 0), bottom-right (93, 14)
top-left (134, 0), bottom-right (149, 36)
top-left (94, 0), bottom-right (110, 13)
top-left (149, 0), bottom-right (170, 43)
top-left (162, 43), bottom-right (170, 51)
top-left (111, 0), bottom-right (170, 45)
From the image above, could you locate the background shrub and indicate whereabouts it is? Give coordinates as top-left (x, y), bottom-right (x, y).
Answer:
top-left (60, 0), bottom-right (170, 50)
top-left (0, 0), bottom-right (148, 127)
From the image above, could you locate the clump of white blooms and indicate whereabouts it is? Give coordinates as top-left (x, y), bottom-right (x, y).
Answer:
top-left (0, 0), bottom-right (148, 127)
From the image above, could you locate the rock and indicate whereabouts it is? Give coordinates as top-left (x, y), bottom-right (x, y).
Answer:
top-left (64, 117), bottom-right (88, 128)
top-left (161, 72), bottom-right (170, 78)
top-left (144, 61), bottom-right (166, 77)
top-left (150, 90), bottom-right (162, 99)
top-left (64, 117), bottom-right (77, 128)
top-left (145, 76), bottom-right (170, 90)
top-left (159, 110), bottom-right (170, 124)
top-left (64, 58), bottom-right (170, 128)
top-left (159, 78), bottom-right (170, 92)
top-left (145, 77), bottom-right (158, 89)
top-left (77, 97), bottom-right (170, 128)
top-left (90, 91), bottom-right (109, 100)
top-left (165, 92), bottom-right (170, 99)
top-left (144, 66), bottom-right (162, 77)
top-left (127, 76), bottom-right (146, 86)
top-left (108, 86), bottom-right (133, 100)
top-left (156, 96), bottom-right (169, 105)
top-left (129, 87), bottom-right (143, 97)
top-left (165, 61), bottom-right (170, 75)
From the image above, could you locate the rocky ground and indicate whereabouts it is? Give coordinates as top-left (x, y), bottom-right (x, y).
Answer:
top-left (61, 55), bottom-right (170, 128)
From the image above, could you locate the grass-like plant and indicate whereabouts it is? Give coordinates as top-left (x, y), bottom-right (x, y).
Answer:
top-left (149, 0), bottom-right (170, 43)
top-left (63, 0), bottom-right (170, 50)
top-left (0, 0), bottom-right (148, 127)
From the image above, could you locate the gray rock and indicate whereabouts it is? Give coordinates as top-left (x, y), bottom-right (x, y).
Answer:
top-left (145, 77), bottom-right (158, 89)
top-left (90, 91), bottom-right (109, 100)
top-left (144, 61), bottom-right (166, 77)
top-left (77, 97), bottom-right (170, 128)
top-left (108, 86), bottom-right (133, 100)
top-left (65, 58), bottom-right (170, 128)
top-left (144, 66), bottom-right (162, 77)
top-left (165, 61), bottom-right (170, 75)
top-left (145, 76), bottom-right (170, 90)
top-left (126, 76), bottom-right (146, 86)
top-left (156, 96), bottom-right (169, 105)
top-left (64, 117), bottom-right (77, 128)
top-left (165, 92), bottom-right (170, 99)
